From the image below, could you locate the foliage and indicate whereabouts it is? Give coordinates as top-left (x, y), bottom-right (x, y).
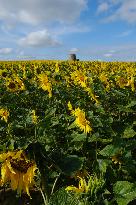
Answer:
top-left (0, 60), bottom-right (136, 204)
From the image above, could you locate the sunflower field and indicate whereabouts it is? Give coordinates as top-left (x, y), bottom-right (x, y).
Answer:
top-left (0, 60), bottom-right (136, 205)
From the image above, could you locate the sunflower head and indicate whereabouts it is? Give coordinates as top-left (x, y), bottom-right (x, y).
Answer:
top-left (72, 108), bottom-right (92, 134)
top-left (0, 108), bottom-right (9, 123)
top-left (0, 150), bottom-right (37, 197)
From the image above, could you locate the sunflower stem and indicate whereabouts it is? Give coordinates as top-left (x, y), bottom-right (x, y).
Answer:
top-left (40, 188), bottom-right (48, 205)
top-left (51, 173), bottom-right (61, 195)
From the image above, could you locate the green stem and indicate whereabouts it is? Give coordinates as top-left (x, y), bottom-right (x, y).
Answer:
top-left (40, 188), bottom-right (48, 205)
top-left (51, 173), bottom-right (61, 195)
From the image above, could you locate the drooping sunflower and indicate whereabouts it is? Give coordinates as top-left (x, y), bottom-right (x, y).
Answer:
top-left (85, 87), bottom-right (99, 104)
top-left (65, 176), bottom-right (90, 194)
top-left (72, 107), bottom-right (92, 134)
top-left (38, 73), bottom-right (52, 97)
top-left (66, 174), bottom-right (104, 196)
top-left (0, 150), bottom-right (37, 197)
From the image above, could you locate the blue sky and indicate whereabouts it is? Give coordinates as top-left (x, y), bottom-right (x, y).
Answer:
top-left (0, 0), bottom-right (136, 61)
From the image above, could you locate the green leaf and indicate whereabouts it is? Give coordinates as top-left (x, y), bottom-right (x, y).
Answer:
top-left (59, 155), bottom-right (83, 176)
top-left (97, 159), bottom-right (111, 173)
top-left (99, 145), bottom-right (120, 157)
top-left (88, 132), bottom-right (99, 142)
top-left (0, 144), bottom-right (6, 151)
top-left (49, 188), bottom-right (79, 205)
top-left (126, 100), bottom-right (136, 108)
top-left (51, 117), bottom-right (59, 126)
top-left (95, 104), bottom-right (106, 114)
top-left (68, 122), bottom-right (77, 129)
top-left (71, 132), bottom-right (87, 142)
top-left (117, 105), bottom-right (133, 113)
top-left (113, 89), bottom-right (126, 97)
top-left (8, 139), bottom-right (15, 150)
top-left (45, 108), bottom-right (57, 118)
top-left (114, 181), bottom-right (136, 205)
top-left (123, 126), bottom-right (136, 139)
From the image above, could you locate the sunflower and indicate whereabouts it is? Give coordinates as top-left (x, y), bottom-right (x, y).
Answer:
top-left (55, 62), bottom-right (60, 73)
top-left (38, 73), bottom-right (52, 97)
top-left (67, 101), bottom-right (73, 111)
top-left (5, 76), bottom-right (25, 92)
top-left (127, 75), bottom-right (135, 92)
top-left (85, 87), bottom-right (99, 104)
top-left (0, 150), bottom-right (37, 197)
top-left (31, 110), bottom-right (38, 124)
top-left (116, 76), bottom-right (128, 89)
top-left (65, 176), bottom-right (90, 194)
top-left (0, 108), bottom-right (9, 123)
top-left (111, 152), bottom-right (122, 165)
top-left (72, 108), bottom-right (92, 134)
top-left (0, 69), bottom-right (8, 78)
top-left (5, 79), bottom-right (17, 92)
top-left (66, 175), bottom-right (104, 196)
top-left (71, 70), bottom-right (88, 88)
top-left (99, 73), bottom-right (110, 91)
top-left (15, 76), bottom-right (25, 91)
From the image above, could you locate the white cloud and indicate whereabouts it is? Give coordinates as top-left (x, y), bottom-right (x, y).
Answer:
top-left (53, 24), bottom-right (90, 36)
top-left (18, 29), bottom-right (61, 47)
top-left (79, 43), bottom-right (136, 61)
top-left (69, 48), bottom-right (79, 53)
top-left (97, 2), bottom-right (109, 14)
top-left (0, 0), bottom-right (87, 25)
top-left (0, 47), bottom-right (13, 55)
top-left (19, 50), bottom-right (24, 56)
top-left (16, 55), bottom-right (36, 59)
top-left (103, 49), bottom-right (116, 58)
top-left (116, 0), bottom-right (136, 24)
top-left (109, 50), bottom-right (116, 53)
top-left (0, 0), bottom-right (89, 55)
top-left (104, 53), bottom-right (113, 57)
top-left (117, 30), bottom-right (133, 37)
top-left (98, 0), bottom-right (136, 24)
